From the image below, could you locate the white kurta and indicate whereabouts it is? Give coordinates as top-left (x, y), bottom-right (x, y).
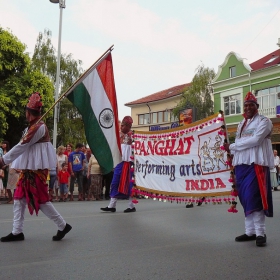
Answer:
top-left (229, 114), bottom-right (274, 168)
top-left (121, 144), bottom-right (132, 162)
top-left (3, 125), bottom-right (56, 170)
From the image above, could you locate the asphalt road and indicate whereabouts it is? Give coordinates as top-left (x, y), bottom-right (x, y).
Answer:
top-left (1, 192), bottom-right (280, 280)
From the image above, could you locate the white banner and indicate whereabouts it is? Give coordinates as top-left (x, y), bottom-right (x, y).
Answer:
top-left (133, 113), bottom-right (232, 197)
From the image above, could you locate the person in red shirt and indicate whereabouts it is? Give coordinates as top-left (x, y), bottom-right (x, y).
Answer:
top-left (63, 143), bottom-right (72, 196)
top-left (64, 143), bottom-right (73, 157)
top-left (58, 163), bottom-right (70, 202)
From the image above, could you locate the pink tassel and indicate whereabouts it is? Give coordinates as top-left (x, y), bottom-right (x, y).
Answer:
top-left (231, 190), bottom-right (238, 197)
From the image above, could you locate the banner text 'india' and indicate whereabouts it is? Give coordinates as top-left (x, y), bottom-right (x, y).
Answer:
top-left (133, 113), bottom-right (231, 197)
top-left (66, 52), bottom-right (122, 174)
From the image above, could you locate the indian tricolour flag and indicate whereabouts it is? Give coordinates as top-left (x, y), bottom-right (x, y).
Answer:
top-left (65, 51), bottom-right (122, 174)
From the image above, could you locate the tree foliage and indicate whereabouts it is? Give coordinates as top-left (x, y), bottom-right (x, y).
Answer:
top-left (31, 29), bottom-right (85, 147)
top-left (0, 28), bottom-right (54, 146)
top-left (173, 65), bottom-right (216, 122)
top-left (31, 29), bottom-right (57, 80)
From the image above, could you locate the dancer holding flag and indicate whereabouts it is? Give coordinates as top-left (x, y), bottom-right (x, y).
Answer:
top-left (0, 92), bottom-right (72, 242)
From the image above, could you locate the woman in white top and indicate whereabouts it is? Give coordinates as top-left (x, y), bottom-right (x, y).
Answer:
top-left (56, 146), bottom-right (68, 201)
top-left (57, 146), bottom-right (68, 171)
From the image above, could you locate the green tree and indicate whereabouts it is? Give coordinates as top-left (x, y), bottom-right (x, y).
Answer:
top-left (0, 28), bottom-right (54, 146)
top-left (173, 64), bottom-right (216, 122)
top-left (31, 29), bottom-right (57, 80)
top-left (58, 53), bottom-right (86, 146)
top-left (31, 29), bottom-right (85, 147)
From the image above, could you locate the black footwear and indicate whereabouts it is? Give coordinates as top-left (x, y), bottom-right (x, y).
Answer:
top-left (256, 235), bottom-right (267, 247)
top-left (1, 232), bottom-right (25, 242)
top-left (186, 203), bottom-right (194, 208)
top-left (124, 207), bottom-right (136, 213)
top-left (235, 234), bottom-right (256, 242)
top-left (274, 187), bottom-right (278, 191)
top-left (197, 197), bottom-right (205, 206)
top-left (100, 207), bottom-right (116, 212)
top-left (52, 223), bottom-right (72, 241)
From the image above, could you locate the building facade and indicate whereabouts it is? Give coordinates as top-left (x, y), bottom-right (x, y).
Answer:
top-left (125, 83), bottom-right (191, 131)
top-left (212, 48), bottom-right (280, 145)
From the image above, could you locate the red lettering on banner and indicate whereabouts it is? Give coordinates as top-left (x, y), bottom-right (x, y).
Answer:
top-left (138, 142), bottom-right (148, 156)
top-left (172, 138), bottom-right (184, 155)
top-left (185, 180), bottom-right (191, 190)
top-left (209, 179), bottom-right (215, 189)
top-left (184, 136), bottom-right (195, 154)
top-left (147, 141), bottom-right (155, 155)
top-left (155, 140), bottom-right (166, 155)
top-left (200, 179), bottom-right (209, 191)
top-left (164, 139), bottom-right (176, 155)
top-left (193, 180), bottom-right (200, 190)
top-left (215, 178), bottom-right (226, 188)
top-left (185, 178), bottom-right (226, 191)
top-left (134, 141), bottom-right (141, 155)
top-left (134, 136), bottom-right (195, 156)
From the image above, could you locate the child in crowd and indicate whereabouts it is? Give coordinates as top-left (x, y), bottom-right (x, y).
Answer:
top-left (58, 163), bottom-right (70, 202)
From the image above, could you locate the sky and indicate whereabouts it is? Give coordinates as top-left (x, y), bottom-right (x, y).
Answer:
top-left (1, 0), bottom-right (280, 120)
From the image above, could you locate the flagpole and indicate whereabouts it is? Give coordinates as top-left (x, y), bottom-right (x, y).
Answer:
top-left (38, 44), bottom-right (114, 122)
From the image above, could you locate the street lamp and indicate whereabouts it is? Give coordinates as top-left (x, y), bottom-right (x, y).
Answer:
top-left (49, 0), bottom-right (66, 148)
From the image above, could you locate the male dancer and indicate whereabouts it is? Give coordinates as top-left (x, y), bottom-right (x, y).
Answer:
top-left (0, 92), bottom-right (72, 242)
top-left (229, 91), bottom-right (273, 247)
top-left (101, 116), bottom-right (135, 213)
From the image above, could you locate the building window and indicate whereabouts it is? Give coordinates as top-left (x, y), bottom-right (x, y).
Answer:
top-left (158, 111), bottom-right (163, 123)
top-left (152, 112), bottom-right (157, 124)
top-left (138, 113), bottom-right (150, 125)
top-left (144, 113), bottom-right (150, 124)
top-left (138, 115), bottom-right (144, 125)
top-left (138, 110), bottom-right (174, 125)
top-left (224, 94), bottom-right (241, 116)
top-left (163, 111), bottom-right (169, 122)
top-left (229, 66), bottom-right (236, 78)
top-left (256, 86), bottom-right (280, 109)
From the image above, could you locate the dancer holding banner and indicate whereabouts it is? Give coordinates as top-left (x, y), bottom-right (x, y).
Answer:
top-left (229, 91), bottom-right (273, 247)
top-left (101, 116), bottom-right (136, 213)
top-left (0, 92), bottom-right (72, 242)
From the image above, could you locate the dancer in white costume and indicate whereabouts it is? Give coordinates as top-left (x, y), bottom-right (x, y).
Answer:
top-left (0, 92), bottom-right (72, 242)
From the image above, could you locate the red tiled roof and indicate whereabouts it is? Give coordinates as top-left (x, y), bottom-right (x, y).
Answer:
top-left (250, 49), bottom-right (280, 71)
top-left (125, 83), bottom-right (191, 106)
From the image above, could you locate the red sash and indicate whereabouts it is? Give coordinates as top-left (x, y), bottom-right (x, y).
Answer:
top-left (118, 162), bottom-right (130, 195)
top-left (14, 170), bottom-right (49, 215)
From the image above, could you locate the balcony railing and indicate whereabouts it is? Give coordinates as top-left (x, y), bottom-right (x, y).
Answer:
top-left (258, 107), bottom-right (277, 118)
